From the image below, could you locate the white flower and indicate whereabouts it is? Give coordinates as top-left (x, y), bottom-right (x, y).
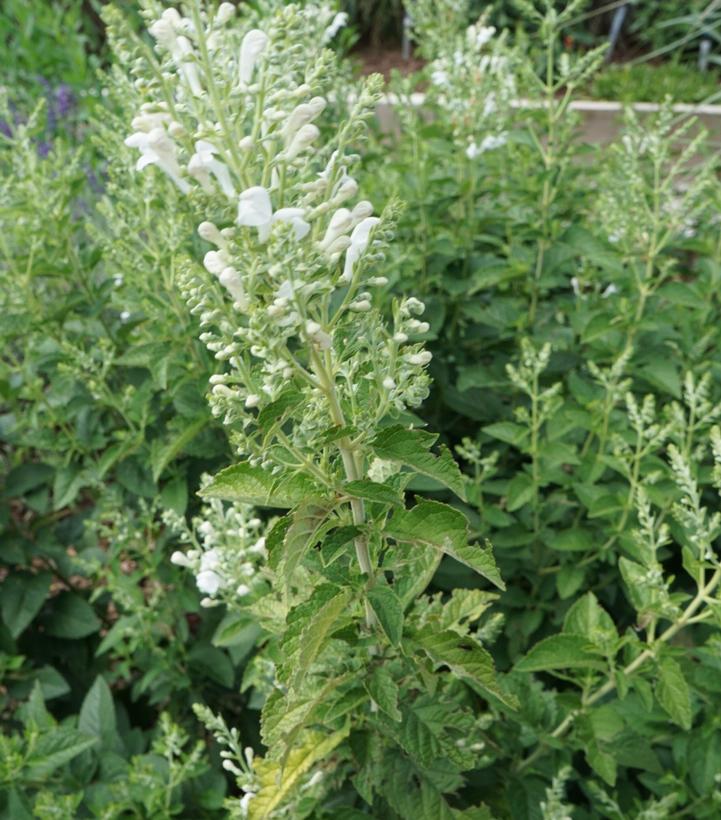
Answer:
top-left (219, 267), bottom-right (246, 304)
top-left (198, 221), bottom-right (224, 246)
top-left (319, 208), bottom-right (353, 251)
top-left (149, 11), bottom-right (202, 96)
top-left (188, 140), bottom-right (235, 198)
top-left (236, 584), bottom-right (251, 596)
top-left (431, 69), bottom-right (449, 87)
top-left (120, 310), bottom-right (131, 322)
top-left (383, 377), bottom-right (396, 390)
top-left (196, 569), bottom-right (222, 595)
top-left (131, 111), bottom-right (171, 132)
top-left (215, 2), bottom-right (235, 26)
top-left (239, 29), bottom-right (269, 85)
top-left (282, 97), bottom-right (326, 145)
top-left (323, 11), bottom-right (348, 42)
top-left (237, 186), bottom-right (273, 241)
top-left (466, 133), bottom-right (507, 159)
top-left (273, 207), bottom-right (311, 240)
top-left (341, 217), bottom-right (380, 282)
top-left (602, 283), bottom-right (619, 298)
top-left (240, 792), bottom-right (256, 815)
top-left (285, 124), bottom-right (320, 160)
top-left (170, 550), bottom-right (192, 567)
top-left (204, 250), bottom-right (230, 276)
top-left (469, 25), bottom-right (496, 49)
top-left (125, 127), bottom-right (190, 193)
top-left (406, 351), bottom-right (432, 366)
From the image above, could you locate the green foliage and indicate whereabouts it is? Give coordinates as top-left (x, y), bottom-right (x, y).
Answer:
top-left (5, 0), bottom-right (721, 818)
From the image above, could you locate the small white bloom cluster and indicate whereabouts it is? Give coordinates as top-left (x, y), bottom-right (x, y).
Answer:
top-left (123, 1), bottom-right (432, 475)
top-left (164, 490), bottom-right (267, 607)
top-left (416, 10), bottom-right (515, 158)
top-left (595, 106), bottom-right (713, 254)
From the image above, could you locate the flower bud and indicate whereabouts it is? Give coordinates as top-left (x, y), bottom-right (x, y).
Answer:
top-left (216, 2), bottom-right (235, 25)
top-left (203, 250), bottom-right (229, 275)
top-left (219, 267), bottom-right (245, 302)
top-left (198, 221), bottom-right (223, 246)
top-left (319, 208), bottom-right (353, 250)
top-left (239, 29), bottom-right (269, 85)
top-left (285, 124), bottom-right (319, 160)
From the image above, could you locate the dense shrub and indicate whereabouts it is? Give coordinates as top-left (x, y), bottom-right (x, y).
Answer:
top-left (3, 1), bottom-right (721, 818)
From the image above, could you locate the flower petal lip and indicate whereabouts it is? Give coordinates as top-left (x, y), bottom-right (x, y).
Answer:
top-left (237, 186), bottom-right (273, 227)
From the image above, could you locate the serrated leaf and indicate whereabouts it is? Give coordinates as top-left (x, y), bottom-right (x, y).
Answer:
top-left (656, 656), bottom-right (692, 729)
top-left (370, 426), bottom-right (466, 500)
top-left (563, 592), bottom-right (617, 648)
top-left (321, 525), bottom-right (362, 566)
top-left (415, 627), bottom-right (517, 709)
top-left (437, 589), bottom-right (496, 632)
top-left (514, 633), bottom-right (606, 673)
top-left (256, 390), bottom-right (304, 434)
top-left (344, 479), bottom-right (402, 506)
top-left (291, 589), bottom-right (353, 691)
top-left (368, 585), bottom-right (403, 646)
top-left (201, 463), bottom-right (323, 508)
top-left (249, 727), bottom-right (349, 820)
top-left (280, 502), bottom-right (335, 586)
top-left (366, 665), bottom-right (401, 721)
top-left (385, 499), bottom-right (504, 589)
top-left (25, 729), bottom-right (98, 779)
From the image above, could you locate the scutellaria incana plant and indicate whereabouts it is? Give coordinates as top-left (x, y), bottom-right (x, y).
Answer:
top-left (114, 1), bottom-right (514, 816)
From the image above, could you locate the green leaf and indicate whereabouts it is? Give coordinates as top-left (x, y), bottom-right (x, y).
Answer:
top-left (79, 675), bottom-right (119, 749)
top-left (556, 565), bottom-right (586, 599)
top-left (385, 499), bottom-right (504, 590)
top-left (1, 571), bottom-right (51, 638)
top-left (655, 656), bottom-right (692, 729)
top-left (586, 742), bottom-right (617, 786)
top-left (52, 465), bottom-right (85, 510)
top-left (201, 463), bottom-right (323, 508)
top-left (321, 525), bottom-right (362, 566)
top-left (45, 592), bottom-right (101, 639)
top-left (291, 589), bottom-right (353, 691)
top-left (37, 666), bottom-right (70, 700)
top-left (343, 479), bottom-right (402, 506)
top-left (482, 421), bottom-right (528, 448)
top-left (279, 502), bottom-right (335, 585)
top-left (563, 592), bottom-right (618, 648)
top-left (370, 426), bottom-right (466, 500)
top-left (546, 527), bottom-right (595, 552)
top-left (368, 585), bottom-right (404, 646)
top-left (515, 633), bottom-right (606, 673)
top-left (249, 727), bottom-right (349, 820)
top-left (506, 473), bottom-right (534, 512)
top-left (366, 665), bottom-right (401, 721)
top-left (22, 681), bottom-right (54, 730)
top-left (25, 729), bottom-right (97, 779)
top-left (189, 644), bottom-right (235, 688)
top-left (257, 390), bottom-right (304, 435)
top-left (150, 416), bottom-right (206, 482)
top-left (415, 627), bottom-right (517, 709)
